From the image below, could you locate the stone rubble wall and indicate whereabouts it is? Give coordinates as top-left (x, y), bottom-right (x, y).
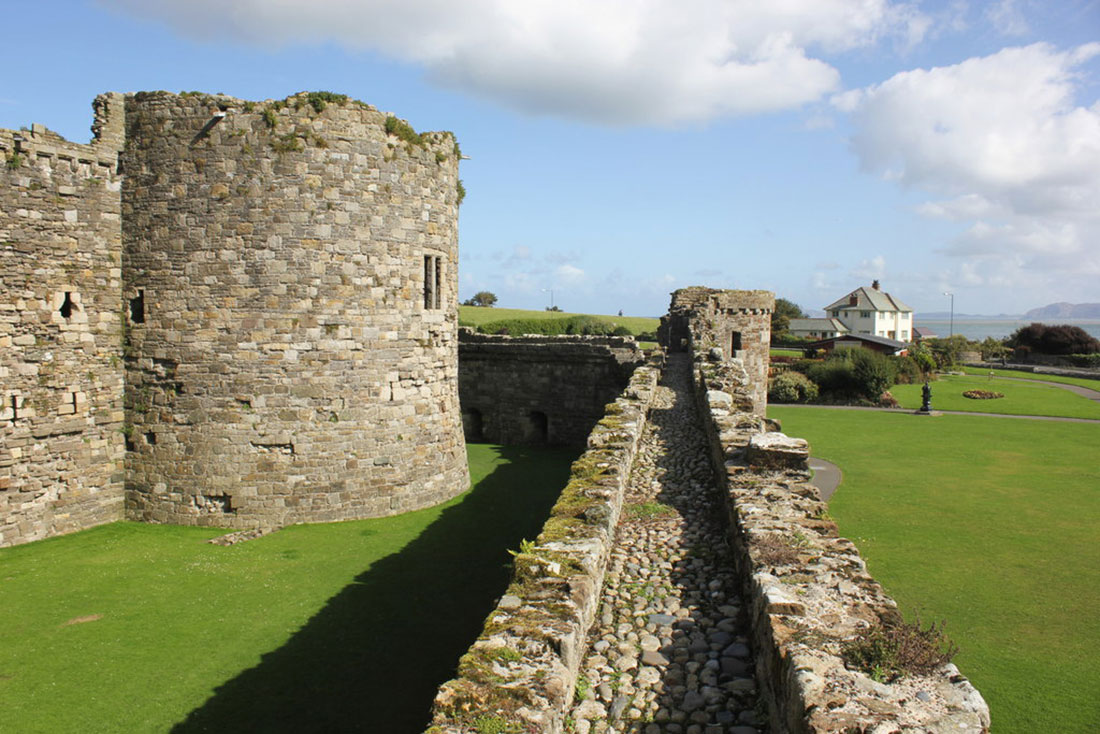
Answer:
top-left (120, 91), bottom-right (469, 528)
top-left (0, 95), bottom-right (127, 547)
top-left (458, 330), bottom-right (646, 447)
top-left (691, 355), bottom-right (991, 733)
top-left (426, 357), bottom-right (662, 734)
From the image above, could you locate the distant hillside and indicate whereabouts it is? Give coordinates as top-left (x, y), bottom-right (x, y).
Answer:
top-left (1023, 302), bottom-right (1100, 319)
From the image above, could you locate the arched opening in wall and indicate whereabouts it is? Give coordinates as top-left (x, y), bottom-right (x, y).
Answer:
top-left (730, 331), bottom-right (742, 355)
top-left (462, 407), bottom-right (484, 442)
top-left (525, 411), bottom-right (549, 445)
top-left (59, 292), bottom-right (75, 320)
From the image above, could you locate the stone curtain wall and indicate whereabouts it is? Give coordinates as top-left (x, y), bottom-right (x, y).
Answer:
top-left (121, 92), bottom-right (468, 528)
top-left (659, 288), bottom-right (773, 415)
top-left (692, 354), bottom-right (991, 732)
top-left (458, 331), bottom-right (646, 447)
top-left (428, 359), bottom-right (662, 734)
top-left (0, 96), bottom-right (127, 548)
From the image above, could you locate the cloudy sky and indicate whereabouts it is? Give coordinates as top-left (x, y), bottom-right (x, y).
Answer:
top-left (3, 0), bottom-right (1098, 317)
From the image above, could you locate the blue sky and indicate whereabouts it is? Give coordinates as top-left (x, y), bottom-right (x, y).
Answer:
top-left (3, 1), bottom-right (1098, 317)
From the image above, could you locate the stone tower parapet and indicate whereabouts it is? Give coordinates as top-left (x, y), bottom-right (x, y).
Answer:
top-left (120, 91), bottom-right (469, 527)
top-left (0, 95), bottom-right (126, 547)
top-left (659, 287), bottom-right (773, 414)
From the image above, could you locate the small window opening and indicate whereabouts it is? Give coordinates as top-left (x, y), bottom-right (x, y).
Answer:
top-left (145, 431), bottom-right (157, 445)
top-left (129, 289), bottom-right (145, 324)
top-left (462, 407), bottom-right (484, 442)
top-left (59, 292), bottom-right (75, 319)
top-left (9, 395), bottom-right (17, 424)
top-left (423, 255), bottom-right (442, 309)
top-left (72, 392), bottom-right (78, 412)
top-left (731, 331), bottom-right (742, 354)
top-left (526, 410), bottom-right (549, 444)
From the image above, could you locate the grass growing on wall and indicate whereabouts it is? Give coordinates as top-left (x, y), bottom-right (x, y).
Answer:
top-left (0, 443), bottom-right (576, 734)
top-left (889, 373), bottom-right (1100, 419)
top-left (769, 406), bottom-right (1100, 734)
top-left (459, 305), bottom-right (659, 336)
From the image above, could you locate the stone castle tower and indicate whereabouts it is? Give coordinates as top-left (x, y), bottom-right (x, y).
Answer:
top-left (1, 91), bottom-right (469, 546)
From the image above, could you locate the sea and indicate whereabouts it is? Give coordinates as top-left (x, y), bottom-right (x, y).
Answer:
top-left (916, 319), bottom-right (1100, 341)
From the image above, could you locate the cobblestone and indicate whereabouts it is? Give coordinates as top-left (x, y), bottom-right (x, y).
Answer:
top-left (568, 354), bottom-right (763, 734)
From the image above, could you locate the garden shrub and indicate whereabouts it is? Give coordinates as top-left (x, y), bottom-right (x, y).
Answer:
top-left (478, 315), bottom-right (619, 337)
top-left (768, 371), bottom-right (819, 403)
top-left (806, 349), bottom-right (897, 402)
top-left (1009, 323), bottom-right (1100, 355)
top-left (611, 325), bottom-right (633, 337)
top-left (891, 355), bottom-right (923, 384)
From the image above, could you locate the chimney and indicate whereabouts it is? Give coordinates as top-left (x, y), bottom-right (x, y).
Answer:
top-left (872, 280), bottom-right (881, 291)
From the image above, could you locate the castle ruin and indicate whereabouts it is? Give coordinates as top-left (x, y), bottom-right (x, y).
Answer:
top-left (1, 91), bottom-right (469, 546)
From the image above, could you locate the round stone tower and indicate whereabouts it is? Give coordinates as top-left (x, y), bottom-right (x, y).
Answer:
top-left (121, 91), bottom-right (468, 527)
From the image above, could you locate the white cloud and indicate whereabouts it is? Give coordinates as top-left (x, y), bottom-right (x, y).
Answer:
top-left (100, 0), bottom-right (927, 125)
top-left (555, 263), bottom-right (586, 284)
top-left (850, 255), bottom-right (887, 281)
top-left (839, 42), bottom-right (1100, 302)
top-left (985, 0), bottom-right (1030, 36)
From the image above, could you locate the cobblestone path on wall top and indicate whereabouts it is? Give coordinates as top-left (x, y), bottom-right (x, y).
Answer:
top-left (568, 355), bottom-right (764, 734)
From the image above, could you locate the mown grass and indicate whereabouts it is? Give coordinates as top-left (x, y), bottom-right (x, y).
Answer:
top-left (960, 365), bottom-right (1100, 390)
top-left (458, 305), bottom-right (658, 335)
top-left (0, 443), bottom-right (576, 734)
top-left (890, 374), bottom-right (1100, 419)
top-left (769, 406), bottom-right (1100, 733)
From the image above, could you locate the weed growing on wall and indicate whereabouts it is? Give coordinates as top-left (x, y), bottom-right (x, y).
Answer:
top-left (842, 617), bottom-right (959, 682)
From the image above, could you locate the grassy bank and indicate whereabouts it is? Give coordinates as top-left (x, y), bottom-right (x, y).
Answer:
top-left (459, 305), bottom-right (659, 335)
top-left (770, 407), bottom-right (1100, 733)
top-left (0, 443), bottom-right (576, 733)
top-left (960, 365), bottom-right (1100, 389)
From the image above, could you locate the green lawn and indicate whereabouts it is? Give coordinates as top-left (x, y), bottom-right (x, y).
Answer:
top-left (459, 305), bottom-right (659, 335)
top-left (770, 407), bottom-right (1100, 733)
top-left (770, 348), bottom-right (804, 357)
top-left (890, 373), bottom-right (1100, 419)
top-left (961, 365), bottom-right (1100, 390)
top-left (0, 443), bottom-right (576, 734)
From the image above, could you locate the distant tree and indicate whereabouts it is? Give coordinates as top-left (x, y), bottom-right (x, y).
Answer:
top-left (771, 298), bottom-right (806, 340)
top-left (545, 305), bottom-right (561, 312)
top-left (1007, 323), bottom-right (1100, 355)
top-left (462, 291), bottom-right (498, 307)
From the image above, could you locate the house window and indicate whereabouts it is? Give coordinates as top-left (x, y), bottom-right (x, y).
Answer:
top-left (860, 311), bottom-right (871, 318)
top-left (423, 255), bottom-right (442, 309)
top-left (902, 330), bottom-right (909, 340)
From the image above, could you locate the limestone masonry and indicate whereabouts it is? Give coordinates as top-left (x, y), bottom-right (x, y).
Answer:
top-left (1, 91), bottom-right (468, 545)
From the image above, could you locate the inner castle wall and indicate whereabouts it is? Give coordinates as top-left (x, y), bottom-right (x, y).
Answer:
top-left (457, 330), bottom-right (645, 447)
top-left (1, 91), bottom-right (470, 545)
top-left (0, 95), bottom-right (126, 547)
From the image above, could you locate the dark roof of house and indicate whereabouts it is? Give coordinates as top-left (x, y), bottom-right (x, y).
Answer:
top-left (824, 285), bottom-right (913, 313)
top-left (806, 333), bottom-right (908, 351)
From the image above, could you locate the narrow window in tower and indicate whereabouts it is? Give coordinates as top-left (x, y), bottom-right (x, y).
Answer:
top-left (423, 256), bottom-right (434, 309)
top-left (129, 289), bottom-right (145, 324)
top-left (434, 256), bottom-right (442, 309)
top-left (59, 292), bottom-right (74, 319)
top-left (731, 331), bottom-right (742, 353)
top-left (9, 394), bottom-right (17, 424)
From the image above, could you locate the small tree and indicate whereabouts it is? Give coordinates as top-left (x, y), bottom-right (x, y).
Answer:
top-left (462, 291), bottom-right (498, 308)
top-left (771, 298), bottom-right (806, 340)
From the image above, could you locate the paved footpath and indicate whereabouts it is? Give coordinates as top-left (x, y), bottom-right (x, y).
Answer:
top-left (568, 354), bottom-right (763, 734)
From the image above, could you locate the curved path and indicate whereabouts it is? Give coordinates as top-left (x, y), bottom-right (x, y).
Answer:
top-left (807, 458), bottom-right (842, 502)
top-left (781, 403), bottom-right (1100, 424)
top-left (986, 375), bottom-right (1100, 402)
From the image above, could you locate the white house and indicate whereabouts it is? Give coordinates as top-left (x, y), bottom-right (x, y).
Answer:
top-left (824, 281), bottom-right (913, 342)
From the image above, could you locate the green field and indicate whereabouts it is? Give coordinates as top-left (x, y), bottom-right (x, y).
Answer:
top-left (960, 365), bottom-right (1100, 390)
top-left (458, 305), bottom-right (659, 335)
top-left (890, 373), bottom-right (1100, 419)
top-left (0, 443), bottom-right (576, 734)
top-left (770, 407), bottom-right (1100, 733)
